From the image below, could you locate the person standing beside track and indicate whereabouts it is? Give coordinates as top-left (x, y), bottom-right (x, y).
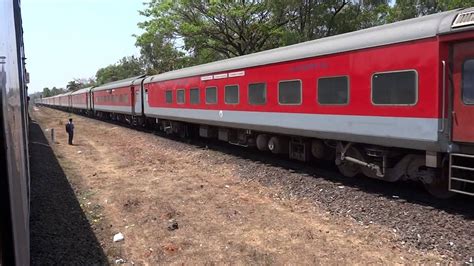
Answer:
top-left (65, 118), bottom-right (74, 145)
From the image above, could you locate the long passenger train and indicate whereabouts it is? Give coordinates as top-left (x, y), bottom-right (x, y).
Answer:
top-left (39, 8), bottom-right (474, 198)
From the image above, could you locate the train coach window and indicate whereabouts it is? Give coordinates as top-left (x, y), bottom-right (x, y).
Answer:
top-left (190, 88), bottom-right (200, 104)
top-left (462, 59), bottom-right (474, 105)
top-left (372, 70), bottom-right (417, 105)
top-left (318, 76), bottom-right (349, 105)
top-left (206, 86), bottom-right (217, 104)
top-left (248, 83), bottom-right (266, 105)
top-left (278, 80), bottom-right (302, 105)
top-left (177, 89), bottom-right (185, 104)
top-left (225, 85), bottom-right (239, 104)
top-left (165, 90), bottom-right (173, 104)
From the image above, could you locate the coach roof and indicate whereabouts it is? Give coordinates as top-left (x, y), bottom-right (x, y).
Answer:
top-left (92, 74), bottom-right (146, 92)
top-left (71, 87), bottom-right (93, 95)
top-left (53, 92), bottom-right (71, 98)
top-left (144, 8), bottom-right (473, 84)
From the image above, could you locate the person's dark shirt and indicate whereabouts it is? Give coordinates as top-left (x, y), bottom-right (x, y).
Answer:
top-left (66, 122), bottom-right (74, 133)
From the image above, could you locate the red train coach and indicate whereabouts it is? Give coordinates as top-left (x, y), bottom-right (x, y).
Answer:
top-left (39, 8), bottom-right (474, 198)
top-left (140, 8), bottom-right (474, 197)
top-left (70, 87), bottom-right (92, 114)
top-left (53, 92), bottom-right (71, 109)
top-left (91, 75), bottom-right (145, 123)
top-left (50, 94), bottom-right (61, 107)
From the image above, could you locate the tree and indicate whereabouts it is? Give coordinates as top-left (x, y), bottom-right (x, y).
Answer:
top-left (136, 0), bottom-right (391, 70)
top-left (388, 0), bottom-right (474, 22)
top-left (66, 80), bottom-right (81, 92)
top-left (135, 31), bottom-right (188, 74)
top-left (136, 0), bottom-right (294, 70)
top-left (42, 87), bottom-right (51, 97)
top-left (136, 0), bottom-right (188, 73)
top-left (73, 77), bottom-right (96, 89)
top-left (95, 56), bottom-right (145, 85)
top-left (274, 0), bottom-right (389, 45)
top-left (66, 78), bottom-right (96, 91)
top-left (175, 0), bottom-right (291, 58)
top-left (50, 87), bottom-right (65, 96)
top-left (134, 0), bottom-right (471, 74)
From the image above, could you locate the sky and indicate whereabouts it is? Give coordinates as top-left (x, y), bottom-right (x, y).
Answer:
top-left (23, 0), bottom-right (144, 93)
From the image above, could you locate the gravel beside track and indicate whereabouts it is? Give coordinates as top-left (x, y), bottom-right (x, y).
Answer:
top-left (193, 139), bottom-right (474, 262)
top-left (29, 119), bottom-right (107, 265)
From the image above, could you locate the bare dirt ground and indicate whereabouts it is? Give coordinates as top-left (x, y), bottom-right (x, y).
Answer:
top-left (31, 106), bottom-right (461, 264)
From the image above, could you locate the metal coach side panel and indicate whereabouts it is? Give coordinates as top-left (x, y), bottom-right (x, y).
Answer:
top-left (92, 86), bottom-right (134, 115)
top-left (0, 0), bottom-right (30, 264)
top-left (143, 37), bottom-right (442, 151)
top-left (71, 87), bottom-right (92, 111)
top-left (91, 75), bottom-right (146, 115)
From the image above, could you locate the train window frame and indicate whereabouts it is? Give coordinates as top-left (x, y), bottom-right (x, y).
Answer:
top-left (278, 79), bottom-right (302, 105)
top-left (462, 58), bottom-right (474, 105)
top-left (224, 84), bottom-right (240, 104)
top-left (165, 90), bottom-right (173, 104)
top-left (190, 87), bottom-right (200, 104)
top-left (371, 69), bottom-right (419, 106)
top-left (317, 75), bottom-right (350, 105)
top-left (205, 86), bottom-right (218, 104)
top-left (248, 82), bottom-right (267, 105)
top-left (177, 89), bottom-right (185, 104)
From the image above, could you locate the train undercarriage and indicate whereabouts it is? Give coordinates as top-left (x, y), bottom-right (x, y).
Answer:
top-left (35, 104), bottom-right (471, 199)
top-left (73, 108), bottom-right (474, 199)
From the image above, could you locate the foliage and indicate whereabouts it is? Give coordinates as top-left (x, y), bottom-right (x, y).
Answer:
top-left (51, 87), bottom-right (66, 96)
top-left (39, 0), bottom-right (473, 93)
top-left (388, 0), bottom-right (474, 21)
top-left (276, 0), bottom-right (390, 45)
top-left (135, 0), bottom-right (188, 74)
top-left (66, 80), bottom-right (81, 92)
top-left (175, 0), bottom-right (290, 57)
top-left (40, 86), bottom-right (67, 98)
top-left (136, 0), bottom-right (292, 67)
top-left (135, 0), bottom-right (393, 71)
top-left (42, 87), bottom-right (52, 97)
top-left (65, 78), bottom-right (96, 92)
top-left (95, 56), bottom-right (145, 85)
top-left (74, 77), bottom-right (96, 89)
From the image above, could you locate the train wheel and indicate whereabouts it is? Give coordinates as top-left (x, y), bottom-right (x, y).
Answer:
top-left (256, 134), bottom-right (269, 151)
top-left (407, 156), bottom-right (455, 199)
top-left (268, 136), bottom-right (289, 154)
top-left (423, 161), bottom-right (455, 199)
top-left (311, 139), bottom-right (326, 159)
top-left (336, 147), bottom-right (362, 178)
top-left (424, 181), bottom-right (454, 199)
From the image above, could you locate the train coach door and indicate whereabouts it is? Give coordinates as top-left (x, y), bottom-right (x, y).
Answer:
top-left (452, 41), bottom-right (474, 143)
top-left (131, 86), bottom-right (135, 115)
top-left (133, 86), bottom-right (142, 115)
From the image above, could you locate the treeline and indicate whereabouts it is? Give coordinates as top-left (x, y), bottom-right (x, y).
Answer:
top-left (39, 0), bottom-right (473, 98)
